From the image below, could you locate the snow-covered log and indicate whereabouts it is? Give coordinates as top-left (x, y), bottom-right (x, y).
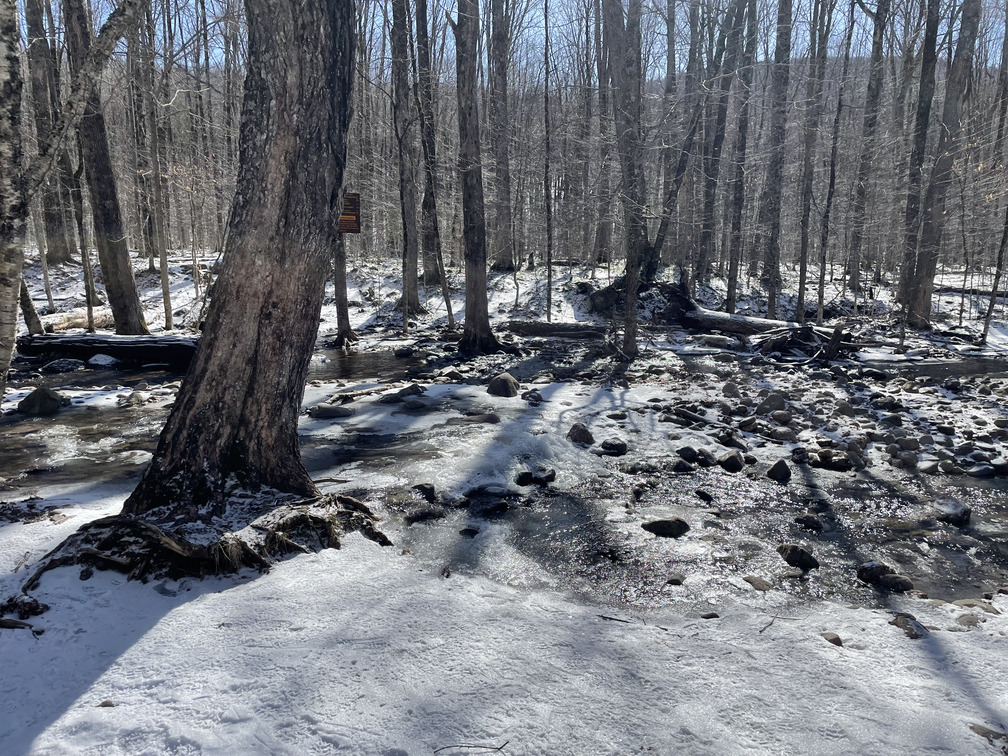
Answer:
top-left (16, 332), bottom-right (197, 367)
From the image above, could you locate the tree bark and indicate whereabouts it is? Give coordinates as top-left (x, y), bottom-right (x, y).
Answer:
top-left (488, 0), bottom-right (515, 272)
top-left (0, 1), bottom-right (26, 401)
top-left (843, 0), bottom-right (890, 303)
top-left (907, 0), bottom-right (982, 327)
top-left (24, 0), bottom-right (76, 266)
top-left (451, 0), bottom-right (500, 354)
top-left (124, 0), bottom-right (356, 517)
top-left (602, 0), bottom-right (648, 358)
top-left (898, 0), bottom-right (940, 306)
top-left (544, 0), bottom-right (554, 321)
top-left (390, 0), bottom-right (422, 317)
top-left (725, 0), bottom-right (757, 314)
top-left (755, 0), bottom-right (793, 320)
top-left (64, 0), bottom-right (149, 335)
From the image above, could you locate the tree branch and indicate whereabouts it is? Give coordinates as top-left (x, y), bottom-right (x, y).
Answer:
top-left (24, 0), bottom-right (142, 204)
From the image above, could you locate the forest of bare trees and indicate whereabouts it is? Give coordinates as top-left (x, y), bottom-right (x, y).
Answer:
top-left (3, 0), bottom-right (1008, 364)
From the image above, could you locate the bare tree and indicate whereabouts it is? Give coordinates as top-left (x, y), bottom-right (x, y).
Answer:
top-left (125, 0), bottom-right (357, 516)
top-left (489, 0), bottom-right (515, 272)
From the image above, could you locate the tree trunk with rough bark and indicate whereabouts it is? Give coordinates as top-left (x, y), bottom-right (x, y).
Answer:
top-left (64, 0), bottom-right (149, 335)
top-left (0, 1), bottom-right (26, 401)
top-left (908, 0), bottom-right (981, 327)
top-left (124, 0), bottom-right (356, 517)
top-left (451, 0), bottom-right (500, 354)
top-left (898, 0), bottom-right (940, 307)
top-left (390, 0), bottom-right (421, 317)
top-left (489, 0), bottom-right (515, 272)
top-left (602, 0), bottom-right (647, 358)
top-left (843, 0), bottom-right (890, 303)
top-left (756, 0), bottom-right (793, 320)
top-left (24, 0), bottom-right (76, 266)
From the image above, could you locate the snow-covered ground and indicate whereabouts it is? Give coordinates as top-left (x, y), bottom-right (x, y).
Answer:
top-left (3, 252), bottom-right (1008, 754)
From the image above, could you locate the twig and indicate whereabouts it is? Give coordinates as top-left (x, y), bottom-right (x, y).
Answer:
top-left (598, 614), bottom-right (632, 624)
top-left (433, 741), bottom-right (509, 754)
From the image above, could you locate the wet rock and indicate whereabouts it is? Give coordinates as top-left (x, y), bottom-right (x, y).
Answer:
top-left (722, 381), bottom-right (741, 398)
top-left (459, 527), bottom-right (479, 539)
top-left (952, 599), bottom-right (1000, 614)
top-left (607, 410), bottom-right (627, 420)
top-left (756, 392), bottom-right (787, 415)
top-left (597, 438), bottom-right (629, 457)
top-left (889, 612), bottom-right (927, 639)
top-left (308, 403), bottom-right (355, 419)
top-left (672, 458), bottom-right (697, 473)
top-left (691, 448), bottom-right (715, 467)
top-left (487, 372), bottom-right (520, 397)
top-left (743, 575), bottom-right (773, 592)
top-left (642, 518), bottom-right (690, 539)
top-left (515, 467), bottom-right (556, 487)
top-left (566, 423), bottom-right (595, 446)
top-left (717, 450), bottom-right (745, 473)
top-left (857, 560), bottom-right (895, 584)
top-left (934, 499), bottom-right (971, 527)
top-left (405, 508), bottom-right (445, 525)
top-left (700, 611), bottom-right (720, 619)
top-left (766, 459), bottom-right (792, 484)
top-left (394, 346), bottom-right (417, 358)
top-left (919, 460), bottom-right (941, 475)
top-left (521, 389), bottom-right (544, 406)
top-left (821, 632), bottom-right (843, 647)
top-left (898, 436), bottom-right (920, 451)
top-left (86, 354), bottom-right (118, 368)
top-left (777, 543), bottom-right (819, 571)
top-left (795, 514), bottom-right (824, 533)
top-left (666, 573), bottom-right (686, 586)
top-left (411, 483), bottom-right (438, 504)
top-left (770, 426), bottom-right (798, 443)
top-left (40, 358), bottom-right (85, 374)
top-left (967, 463), bottom-right (996, 478)
top-left (447, 413), bottom-right (501, 425)
top-left (17, 387), bottom-right (70, 416)
top-left (379, 383), bottom-right (425, 403)
top-left (878, 573), bottom-right (914, 593)
top-left (677, 445), bottom-right (698, 462)
top-left (695, 488), bottom-right (714, 504)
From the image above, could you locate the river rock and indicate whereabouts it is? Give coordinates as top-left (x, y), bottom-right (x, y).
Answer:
top-left (718, 450), bottom-right (745, 473)
top-left (878, 573), bottom-right (914, 593)
top-left (756, 392), bottom-right (787, 415)
top-left (743, 575), bottom-right (773, 592)
top-left (86, 354), bottom-right (118, 368)
top-left (966, 463), bottom-right (996, 478)
top-left (767, 459), bottom-right (792, 484)
top-left (795, 513), bottom-right (824, 533)
top-left (889, 612), bottom-right (927, 639)
top-left (566, 423), bottom-right (595, 445)
top-left (777, 543), bottom-right (819, 571)
top-left (487, 372), bottom-right (520, 397)
top-left (17, 387), bottom-right (70, 416)
top-left (666, 573), bottom-right (686, 586)
top-left (857, 560), bottom-right (895, 584)
top-left (934, 499), bottom-right (971, 527)
top-left (516, 467), bottom-right (556, 487)
top-left (642, 518), bottom-right (690, 539)
top-left (677, 445), bottom-right (698, 462)
top-left (308, 403), bottom-right (355, 419)
top-left (821, 632), bottom-right (843, 647)
top-left (40, 358), bottom-right (85, 374)
top-left (411, 483), bottom-right (438, 504)
top-left (598, 438), bottom-right (629, 456)
top-left (952, 599), bottom-right (1000, 614)
top-left (722, 381), bottom-right (741, 398)
top-left (672, 459), bottom-right (696, 473)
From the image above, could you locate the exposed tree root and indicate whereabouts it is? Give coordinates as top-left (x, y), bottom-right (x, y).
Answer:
top-left (11, 494), bottom-right (392, 614)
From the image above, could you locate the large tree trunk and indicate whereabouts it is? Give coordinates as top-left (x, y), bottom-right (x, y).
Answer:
top-left (24, 0), bottom-right (76, 266)
top-left (64, 0), bottom-right (149, 335)
top-left (0, 2), bottom-right (26, 401)
top-left (725, 0), bottom-right (756, 314)
top-left (591, 0), bottom-right (614, 267)
top-left (907, 0), bottom-right (982, 327)
top-left (124, 0), bottom-right (356, 517)
top-left (390, 0), bottom-right (421, 317)
top-left (602, 0), bottom-right (648, 358)
top-left (695, 0), bottom-right (745, 287)
top-left (795, 0), bottom-right (832, 324)
top-left (755, 0), bottom-right (793, 320)
top-left (451, 0), bottom-right (499, 354)
top-left (415, 0), bottom-right (454, 329)
top-left (898, 0), bottom-right (940, 307)
top-left (842, 0), bottom-right (890, 303)
top-left (488, 0), bottom-right (515, 272)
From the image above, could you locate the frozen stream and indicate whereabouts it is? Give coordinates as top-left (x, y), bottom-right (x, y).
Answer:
top-left (3, 344), bottom-right (1007, 614)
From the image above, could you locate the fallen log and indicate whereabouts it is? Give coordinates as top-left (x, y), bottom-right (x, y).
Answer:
top-left (16, 332), bottom-right (198, 367)
top-left (504, 320), bottom-right (607, 339)
top-left (41, 307), bottom-right (115, 332)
